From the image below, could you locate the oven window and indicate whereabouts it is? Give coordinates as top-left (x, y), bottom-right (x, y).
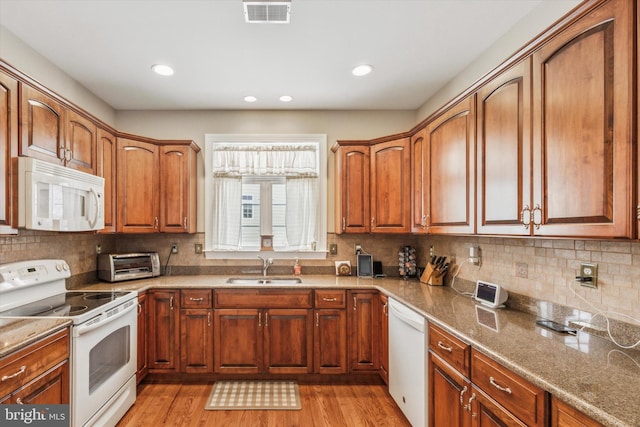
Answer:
top-left (89, 326), bottom-right (131, 394)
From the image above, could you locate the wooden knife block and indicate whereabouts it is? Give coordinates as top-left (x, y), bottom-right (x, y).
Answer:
top-left (420, 263), bottom-right (443, 286)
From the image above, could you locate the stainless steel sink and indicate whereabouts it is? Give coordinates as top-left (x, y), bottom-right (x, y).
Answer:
top-left (226, 277), bottom-right (302, 285)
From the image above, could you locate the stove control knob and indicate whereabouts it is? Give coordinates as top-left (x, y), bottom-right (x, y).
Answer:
top-left (63, 263), bottom-right (69, 271)
top-left (56, 264), bottom-right (63, 271)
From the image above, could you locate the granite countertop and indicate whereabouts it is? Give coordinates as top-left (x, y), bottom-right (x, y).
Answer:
top-left (3, 274), bottom-right (638, 426)
top-left (0, 318), bottom-right (71, 358)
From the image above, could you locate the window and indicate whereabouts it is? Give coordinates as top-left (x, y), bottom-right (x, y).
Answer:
top-left (204, 134), bottom-right (327, 259)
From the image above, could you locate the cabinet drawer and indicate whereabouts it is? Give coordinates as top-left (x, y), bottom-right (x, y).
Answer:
top-left (0, 328), bottom-right (69, 399)
top-left (471, 349), bottom-right (547, 427)
top-left (314, 290), bottom-right (346, 308)
top-left (428, 323), bottom-right (470, 377)
top-left (181, 289), bottom-right (213, 308)
top-left (215, 289), bottom-right (313, 308)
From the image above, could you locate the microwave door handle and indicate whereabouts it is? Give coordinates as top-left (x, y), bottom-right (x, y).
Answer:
top-left (88, 187), bottom-right (99, 228)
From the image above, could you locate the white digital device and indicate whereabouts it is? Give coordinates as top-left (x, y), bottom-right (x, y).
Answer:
top-left (474, 280), bottom-right (508, 308)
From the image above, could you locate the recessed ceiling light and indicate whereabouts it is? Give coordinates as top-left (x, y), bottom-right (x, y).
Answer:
top-left (244, 95), bottom-right (257, 103)
top-left (151, 64), bottom-right (174, 76)
top-left (352, 64), bottom-right (374, 77)
top-left (279, 95), bottom-right (293, 102)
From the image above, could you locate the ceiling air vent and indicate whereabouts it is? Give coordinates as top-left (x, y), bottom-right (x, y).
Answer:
top-left (243, 0), bottom-right (291, 24)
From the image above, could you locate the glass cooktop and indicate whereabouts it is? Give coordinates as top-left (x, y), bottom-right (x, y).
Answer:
top-left (0, 291), bottom-right (131, 318)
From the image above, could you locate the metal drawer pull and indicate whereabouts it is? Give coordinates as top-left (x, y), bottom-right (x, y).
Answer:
top-left (437, 341), bottom-right (453, 352)
top-left (1, 365), bottom-right (26, 381)
top-left (16, 397), bottom-right (24, 405)
top-left (489, 376), bottom-right (512, 394)
top-left (459, 385), bottom-right (468, 407)
top-left (468, 393), bottom-right (476, 417)
top-left (189, 297), bottom-right (204, 302)
top-left (322, 297), bottom-right (337, 302)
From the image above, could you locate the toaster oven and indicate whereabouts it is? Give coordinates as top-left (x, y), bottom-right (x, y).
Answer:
top-left (98, 253), bottom-right (160, 282)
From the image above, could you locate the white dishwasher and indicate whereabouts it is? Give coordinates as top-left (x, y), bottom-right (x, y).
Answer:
top-left (388, 298), bottom-right (427, 427)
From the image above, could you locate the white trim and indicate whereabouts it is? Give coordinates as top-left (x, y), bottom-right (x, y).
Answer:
top-left (204, 133), bottom-right (327, 260)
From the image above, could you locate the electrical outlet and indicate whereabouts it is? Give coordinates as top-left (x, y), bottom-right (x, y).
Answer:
top-left (429, 246), bottom-right (434, 257)
top-left (96, 244), bottom-right (101, 255)
top-left (329, 243), bottom-right (338, 255)
top-left (515, 262), bottom-right (528, 279)
top-left (579, 262), bottom-right (598, 288)
top-left (194, 243), bottom-right (203, 254)
top-left (171, 243), bottom-right (178, 254)
top-left (354, 244), bottom-right (362, 255)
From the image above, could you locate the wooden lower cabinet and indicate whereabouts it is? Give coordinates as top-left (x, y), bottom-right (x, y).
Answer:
top-left (136, 292), bottom-right (148, 383)
top-left (378, 293), bottom-right (389, 383)
top-left (348, 290), bottom-right (380, 372)
top-left (314, 308), bottom-right (348, 374)
top-left (551, 397), bottom-right (603, 427)
top-left (0, 328), bottom-right (70, 405)
top-left (429, 352), bottom-right (471, 427)
top-left (180, 308), bottom-right (214, 373)
top-left (148, 290), bottom-right (180, 372)
top-left (214, 309), bottom-right (262, 374)
top-left (264, 309), bottom-right (313, 374)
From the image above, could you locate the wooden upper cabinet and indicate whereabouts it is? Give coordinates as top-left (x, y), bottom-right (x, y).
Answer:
top-left (425, 96), bottom-right (476, 234)
top-left (532, 0), bottom-right (633, 238)
top-left (411, 128), bottom-right (428, 233)
top-left (19, 84), bottom-right (65, 166)
top-left (334, 145), bottom-right (370, 233)
top-left (116, 138), bottom-right (160, 233)
top-left (477, 58), bottom-right (532, 236)
top-left (65, 109), bottom-right (96, 174)
top-left (159, 145), bottom-right (197, 233)
top-left (370, 137), bottom-right (411, 233)
top-left (0, 70), bottom-right (18, 234)
top-left (97, 128), bottom-right (117, 233)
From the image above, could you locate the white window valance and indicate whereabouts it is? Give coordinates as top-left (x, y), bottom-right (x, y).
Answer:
top-left (212, 143), bottom-right (318, 177)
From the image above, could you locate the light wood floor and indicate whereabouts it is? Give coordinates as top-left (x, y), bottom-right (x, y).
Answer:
top-left (117, 382), bottom-right (412, 426)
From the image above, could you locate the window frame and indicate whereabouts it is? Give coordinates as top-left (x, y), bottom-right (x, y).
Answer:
top-left (204, 133), bottom-right (328, 260)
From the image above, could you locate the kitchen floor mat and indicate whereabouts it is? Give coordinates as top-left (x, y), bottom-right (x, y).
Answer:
top-left (205, 380), bottom-right (301, 410)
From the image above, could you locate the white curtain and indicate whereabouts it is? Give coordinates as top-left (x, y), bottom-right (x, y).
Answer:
top-left (285, 177), bottom-right (318, 250)
top-left (211, 142), bottom-right (319, 251)
top-left (211, 177), bottom-right (242, 250)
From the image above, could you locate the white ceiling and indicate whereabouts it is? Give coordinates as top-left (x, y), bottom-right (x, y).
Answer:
top-left (0, 0), bottom-right (577, 111)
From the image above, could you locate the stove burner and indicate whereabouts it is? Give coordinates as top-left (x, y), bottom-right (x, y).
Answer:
top-left (53, 305), bottom-right (89, 315)
top-left (14, 305), bottom-right (54, 316)
top-left (84, 292), bottom-right (128, 301)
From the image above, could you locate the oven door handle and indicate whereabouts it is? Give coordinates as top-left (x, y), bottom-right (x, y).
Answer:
top-left (73, 301), bottom-right (137, 337)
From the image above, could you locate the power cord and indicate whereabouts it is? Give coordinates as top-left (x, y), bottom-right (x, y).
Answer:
top-left (449, 260), bottom-right (474, 297)
top-left (569, 279), bottom-right (640, 349)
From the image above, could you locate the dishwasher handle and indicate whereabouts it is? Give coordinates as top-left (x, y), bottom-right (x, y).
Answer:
top-left (388, 298), bottom-right (425, 332)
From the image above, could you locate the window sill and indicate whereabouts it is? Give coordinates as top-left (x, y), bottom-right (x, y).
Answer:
top-left (204, 250), bottom-right (327, 260)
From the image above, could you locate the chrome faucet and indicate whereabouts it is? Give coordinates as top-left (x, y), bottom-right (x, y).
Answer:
top-left (257, 255), bottom-right (273, 277)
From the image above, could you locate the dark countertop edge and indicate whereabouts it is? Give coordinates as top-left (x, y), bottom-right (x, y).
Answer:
top-left (76, 275), bottom-right (633, 426)
top-left (0, 319), bottom-right (72, 359)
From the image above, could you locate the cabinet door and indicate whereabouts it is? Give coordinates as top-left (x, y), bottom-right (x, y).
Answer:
top-left (313, 309), bottom-right (347, 374)
top-left (425, 96), bottom-right (476, 234)
top-left (11, 361), bottom-right (69, 405)
top-left (0, 70), bottom-right (18, 234)
top-left (136, 292), bottom-right (148, 383)
top-left (532, 0), bottom-right (633, 238)
top-left (348, 290), bottom-right (379, 371)
top-left (214, 309), bottom-right (262, 374)
top-left (117, 138), bottom-right (159, 233)
top-left (411, 129), bottom-right (428, 233)
top-left (429, 353), bottom-right (471, 427)
top-left (159, 145), bottom-right (196, 233)
top-left (180, 308), bottom-right (213, 373)
top-left (551, 396), bottom-right (603, 427)
top-left (335, 145), bottom-right (370, 233)
top-left (477, 59), bottom-right (532, 235)
top-left (264, 309), bottom-right (313, 374)
top-left (148, 290), bottom-right (180, 371)
top-left (378, 294), bottom-right (389, 384)
top-left (97, 128), bottom-right (117, 233)
top-left (370, 138), bottom-right (411, 233)
top-left (19, 84), bottom-right (65, 166)
top-left (65, 110), bottom-right (95, 174)
top-left (471, 385), bottom-right (527, 427)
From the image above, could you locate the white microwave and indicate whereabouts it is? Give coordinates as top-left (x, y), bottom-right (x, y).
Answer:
top-left (18, 157), bottom-right (105, 232)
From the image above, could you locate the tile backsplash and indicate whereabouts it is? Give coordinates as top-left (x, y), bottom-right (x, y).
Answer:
top-left (2, 230), bottom-right (639, 327)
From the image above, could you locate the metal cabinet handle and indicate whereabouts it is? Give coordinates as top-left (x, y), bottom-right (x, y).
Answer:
top-left (264, 312), bottom-right (269, 327)
top-left (16, 397), bottom-right (24, 405)
top-left (437, 341), bottom-right (453, 352)
top-left (459, 385), bottom-right (468, 407)
top-left (315, 312), bottom-right (319, 327)
top-left (189, 297), bottom-right (204, 302)
top-left (532, 204), bottom-right (542, 229)
top-left (322, 297), bottom-right (337, 302)
top-left (184, 217), bottom-right (187, 229)
top-left (65, 148), bottom-right (72, 162)
top-left (138, 303), bottom-right (142, 314)
top-left (258, 312), bottom-right (262, 327)
top-left (207, 312), bottom-right (211, 327)
top-left (154, 217), bottom-right (159, 229)
top-left (468, 393), bottom-right (476, 417)
top-left (519, 205), bottom-right (531, 229)
top-left (59, 147), bottom-right (66, 160)
top-left (382, 302), bottom-right (388, 316)
top-left (1, 365), bottom-right (26, 381)
top-left (489, 376), bottom-right (512, 394)
top-left (169, 296), bottom-right (174, 310)
top-left (342, 217), bottom-right (346, 231)
top-left (353, 296), bottom-right (357, 311)
top-left (371, 217), bottom-right (375, 227)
